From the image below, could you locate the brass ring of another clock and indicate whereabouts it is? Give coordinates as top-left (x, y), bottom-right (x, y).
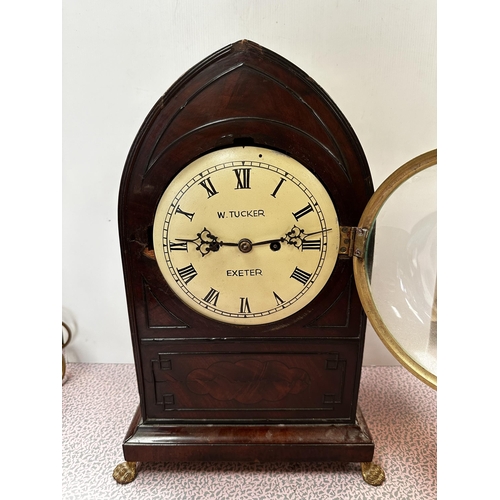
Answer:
top-left (62, 321), bottom-right (72, 381)
top-left (62, 321), bottom-right (72, 348)
top-left (353, 149), bottom-right (437, 390)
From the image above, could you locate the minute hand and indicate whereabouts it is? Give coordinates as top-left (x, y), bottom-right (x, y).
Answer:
top-left (250, 228), bottom-right (332, 247)
top-left (250, 237), bottom-right (286, 246)
top-left (301, 228), bottom-right (332, 238)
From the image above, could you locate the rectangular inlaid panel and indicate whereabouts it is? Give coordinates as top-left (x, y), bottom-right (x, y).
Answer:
top-left (139, 341), bottom-right (361, 423)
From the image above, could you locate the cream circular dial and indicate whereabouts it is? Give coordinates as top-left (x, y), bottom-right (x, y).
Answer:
top-left (153, 147), bottom-right (340, 325)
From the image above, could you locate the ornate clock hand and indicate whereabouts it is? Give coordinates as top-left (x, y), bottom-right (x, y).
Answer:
top-left (176, 228), bottom-right (222, 256)
top-left (248, 228), bottom-right (332, 248)
top-left (285, 225), bottom-right (332, 249)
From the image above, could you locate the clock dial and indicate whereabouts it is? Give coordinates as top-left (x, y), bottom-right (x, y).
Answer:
top-left (152, 147), bottom-right (340, 325)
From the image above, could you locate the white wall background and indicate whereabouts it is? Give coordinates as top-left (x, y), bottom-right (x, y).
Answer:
top-left (62, 0), bottom-right (436, 364)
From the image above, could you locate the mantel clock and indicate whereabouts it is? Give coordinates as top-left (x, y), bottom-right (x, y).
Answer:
top-left (114, 40), bottom-right (437, 485)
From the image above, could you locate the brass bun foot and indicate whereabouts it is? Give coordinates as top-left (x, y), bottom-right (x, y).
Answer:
top-left (361, 462), bottom-right (385, 486)
top-left (113, 461), bottom-right (138, 484)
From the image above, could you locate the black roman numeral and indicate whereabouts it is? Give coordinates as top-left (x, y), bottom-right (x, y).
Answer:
top-left (203, 287), bottom-right (220, 306)
top-left (302, 239), bottom-right (321, 251)
top-left (176, 263), bottom-right (197, 284)
top-left (199, 177), bottom-right (218, 198)
top-left (292, 203), bottom-right (314, 221)
top-left (169, 241), bottom-right (188, 251)
top-left (239, 297), bottom-right (251, 314)
top-left (271, 178), bottom-right (285, 198)
top-left (175, 205), bottom-right (195, 221)
top-left (234, 168), bottom-right (251, 189)
top-left (290, 266), bottom-right (312, 285)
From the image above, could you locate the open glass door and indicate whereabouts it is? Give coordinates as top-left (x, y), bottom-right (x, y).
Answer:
top-left (354, 150), bottom-right (437, 389)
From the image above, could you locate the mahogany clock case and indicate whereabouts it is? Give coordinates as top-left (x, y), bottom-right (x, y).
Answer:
top-left (118, 40), bottom-right (374, 453)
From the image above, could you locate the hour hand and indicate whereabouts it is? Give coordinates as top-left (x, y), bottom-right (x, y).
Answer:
top-left (175, 228), bottom-right (221, 256)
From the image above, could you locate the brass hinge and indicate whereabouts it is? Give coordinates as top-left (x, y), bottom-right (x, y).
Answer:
top-left (338, 226), bottom-right (368, 259)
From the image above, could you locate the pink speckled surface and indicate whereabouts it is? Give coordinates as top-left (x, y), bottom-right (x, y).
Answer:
top-left (62, 364), bottom-right (436, 499)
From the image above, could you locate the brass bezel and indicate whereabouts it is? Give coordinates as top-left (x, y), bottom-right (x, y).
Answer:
top-left (353, 150), bottom-right (437, 390)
